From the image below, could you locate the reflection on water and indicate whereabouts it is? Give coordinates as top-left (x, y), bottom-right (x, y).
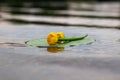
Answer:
top-left (47, 47), bottom-right (64, 53)
top-left (0, 42), bottom-right (64, 53)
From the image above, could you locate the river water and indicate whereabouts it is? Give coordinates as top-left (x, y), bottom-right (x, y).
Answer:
top-left (0, 2), bottom-right (120, 80)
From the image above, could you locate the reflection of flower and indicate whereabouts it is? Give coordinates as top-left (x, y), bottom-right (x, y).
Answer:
top-left (47, 32), bottom-right (58, 45)
top-left (47, 47), bottom-right (64, 53)
top-left (57, 32), bottom-right (64, 38)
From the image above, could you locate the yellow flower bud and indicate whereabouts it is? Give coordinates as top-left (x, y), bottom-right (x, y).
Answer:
top-left (57, 32), bottom-right (65, 38)
top-left (47, 32), bottom-right (58, 45)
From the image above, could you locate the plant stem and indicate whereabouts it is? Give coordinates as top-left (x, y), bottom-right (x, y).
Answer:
top-left (58, 34), bottom-right (88, 41)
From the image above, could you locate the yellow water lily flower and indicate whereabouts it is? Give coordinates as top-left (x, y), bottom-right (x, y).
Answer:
top-left (47, 32), bottom-right (58, 45)
top-left (57, 32), bottom-right (65, 38)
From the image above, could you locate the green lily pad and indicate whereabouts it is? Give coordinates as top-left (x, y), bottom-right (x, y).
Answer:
top-left (25, 36), bottom-right (95, 47)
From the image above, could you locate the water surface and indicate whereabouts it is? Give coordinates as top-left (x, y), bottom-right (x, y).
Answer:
top-left (0, 2), bottom-right (120, 80)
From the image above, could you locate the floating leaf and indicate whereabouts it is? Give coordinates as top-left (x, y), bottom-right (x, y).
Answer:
top-left (25, 35), bottom-right (95, 47)
top-left (55, 37), bottom-right (95, 47)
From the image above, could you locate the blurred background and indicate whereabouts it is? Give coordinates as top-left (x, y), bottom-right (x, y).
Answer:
top-left (0, 0), bottom-right (120, 27)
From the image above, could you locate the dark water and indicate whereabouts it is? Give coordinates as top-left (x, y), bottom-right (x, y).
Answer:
top-left (0, 2), bottom-right (120, 80)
